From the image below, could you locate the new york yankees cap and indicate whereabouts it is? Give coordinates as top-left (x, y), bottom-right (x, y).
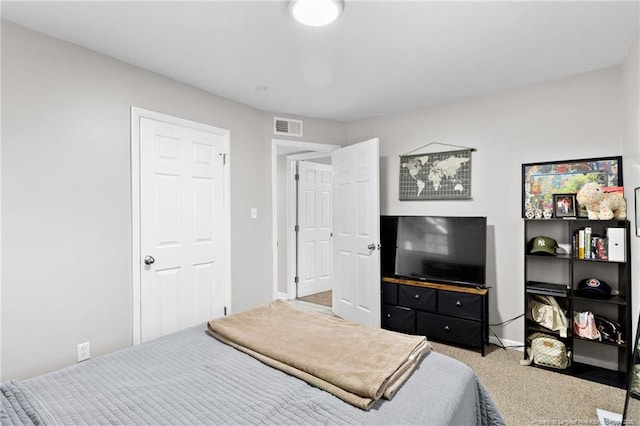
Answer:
top-left (527, 236), bottom-right (558, 256)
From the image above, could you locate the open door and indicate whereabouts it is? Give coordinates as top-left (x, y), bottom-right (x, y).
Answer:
top-left (331, 138), bottom-right (380, 327)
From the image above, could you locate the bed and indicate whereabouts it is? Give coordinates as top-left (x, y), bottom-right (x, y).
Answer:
top-left (1, 301), bottom-right (504, 425)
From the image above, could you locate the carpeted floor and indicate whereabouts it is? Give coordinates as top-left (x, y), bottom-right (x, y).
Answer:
top-left (431, 341), bottom-right (626, 425)
top-left (294, 294), bottom-right (628, 424)
top-left (297, 290), bottom-right (332, 307)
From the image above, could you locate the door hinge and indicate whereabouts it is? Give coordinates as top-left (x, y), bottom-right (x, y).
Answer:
top-left (294, 276), bottom-right (299, 284)
top-left (294, 224), bottom-right (299, 233)
top-left (221, 153), bottom-right (227, 165)
top-left (295, 173), bottom-right (300, 181)
top-left (224, 306), bottom-right (227, 316)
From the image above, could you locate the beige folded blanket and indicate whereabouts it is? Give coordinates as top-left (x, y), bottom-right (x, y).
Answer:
top-left (207, 299), bottom-right (431, 410)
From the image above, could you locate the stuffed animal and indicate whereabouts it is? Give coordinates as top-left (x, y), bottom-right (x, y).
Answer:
top-left (576, 182), bottom-right (626, 220)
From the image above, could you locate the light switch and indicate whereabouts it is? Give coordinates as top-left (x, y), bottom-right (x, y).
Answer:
top-left (251, 208), bottom-right (258, 219)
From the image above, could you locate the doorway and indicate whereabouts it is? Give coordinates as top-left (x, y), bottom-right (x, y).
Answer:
top-left (271, 140), bottom-right (339, 309)
top-left (271, 138), bottom-right (382, 327)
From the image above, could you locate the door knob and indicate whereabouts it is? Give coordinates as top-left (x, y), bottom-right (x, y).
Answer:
top-left (368, 243), bottom-right (376, 250)
top-left (144, 255), bottom-right (155, 265)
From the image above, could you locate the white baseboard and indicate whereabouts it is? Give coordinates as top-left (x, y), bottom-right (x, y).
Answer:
top-left (489, 336), bottom-right (524, 352)
top-left (276, 292), bottom-right (290, 300)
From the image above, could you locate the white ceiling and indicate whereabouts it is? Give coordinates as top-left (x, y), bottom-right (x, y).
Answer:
top-left (2, 1), bottom-right (639, 122)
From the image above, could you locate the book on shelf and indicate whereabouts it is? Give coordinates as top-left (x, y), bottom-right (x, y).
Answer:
top-left (584, 227), bottom-right (592, 260)
top-left (594, 236), bottom-right (608, 260)
top-left (578, 229), bottom-right (585, 259)
top-left (573, 227), bottom-right (609, 260)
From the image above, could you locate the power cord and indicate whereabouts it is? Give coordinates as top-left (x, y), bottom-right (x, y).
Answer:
top-left (489, 327), bottom-right (525, 350)
top-left (488, 313), bottom-right (525, 350)
top-left (489, 313), bottom-right (524, 327)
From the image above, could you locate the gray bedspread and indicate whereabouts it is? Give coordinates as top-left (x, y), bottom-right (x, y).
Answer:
top-left (1, 324), bottom-right (504, 425)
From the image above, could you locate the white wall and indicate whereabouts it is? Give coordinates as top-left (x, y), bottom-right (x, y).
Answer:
top-left (347, 67), bottom-right (628, 346)
top-left (2, 18), bottom-right (637, 380)
top-left (620, 35), bottom-right (640, 339)
top-left (0, 21), bottom-right (345, 380)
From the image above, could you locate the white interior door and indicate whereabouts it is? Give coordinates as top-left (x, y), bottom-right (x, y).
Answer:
top-left (331, 138), bottom-right (381, 327)
top-left (297, 161), bottom-right (332, 297)
top-left (137, 113), bottom-right (228, 343)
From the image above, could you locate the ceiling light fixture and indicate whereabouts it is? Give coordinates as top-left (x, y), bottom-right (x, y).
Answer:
top-left (288, 0), bottom-right (344, 27)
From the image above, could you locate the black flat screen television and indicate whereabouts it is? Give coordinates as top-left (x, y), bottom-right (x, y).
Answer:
top-left (380, 215), bottom-right (487, 287)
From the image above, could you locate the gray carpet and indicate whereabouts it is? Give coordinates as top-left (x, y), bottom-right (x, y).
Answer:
top-left (432, 341), bottom-right (626, 425)
top-left (293, 296), bottom-right (627, 423)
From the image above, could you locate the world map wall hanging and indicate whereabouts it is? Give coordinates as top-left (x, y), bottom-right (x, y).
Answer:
top-left (399, 146), bottom-right (474, 201)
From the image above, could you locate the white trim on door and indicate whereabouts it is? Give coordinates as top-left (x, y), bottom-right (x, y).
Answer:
top-left (130, 107), bottom-right (231, 345)
top-left (286, 158), bottom-right (297, 299)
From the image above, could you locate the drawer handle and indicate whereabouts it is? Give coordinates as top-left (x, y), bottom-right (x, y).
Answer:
top-left (455, 301), bottom-right (463, 307)
top-left (444, 325), bottom-right (451, 332)
top-left (414, 294), bottom-right (420, 299)
top-left (386, 313), bottom-right (392, 318)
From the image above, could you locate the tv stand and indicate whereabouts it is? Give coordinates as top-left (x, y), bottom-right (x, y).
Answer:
top-left (381, 276), bottom-right (489, 355)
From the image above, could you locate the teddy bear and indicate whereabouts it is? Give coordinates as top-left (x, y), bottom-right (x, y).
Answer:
top-left (576, 182), bottom-right (626, 220)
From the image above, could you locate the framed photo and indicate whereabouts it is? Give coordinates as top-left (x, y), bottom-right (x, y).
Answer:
top-left (522, 156), bottom-right (622, 218)
top-left (552, 194), bottom-right (577, 218)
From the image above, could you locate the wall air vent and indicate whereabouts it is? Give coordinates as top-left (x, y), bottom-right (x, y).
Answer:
top-left (274, 117), bottom-right (303, 137)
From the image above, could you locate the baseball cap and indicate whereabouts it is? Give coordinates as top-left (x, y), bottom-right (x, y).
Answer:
top-left (576, 278), bottom-right (612, 299)
top-left (527, 236), bottom-right (557, 256)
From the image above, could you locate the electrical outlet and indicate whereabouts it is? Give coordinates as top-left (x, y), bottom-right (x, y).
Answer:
top-left (77, 341), bottom-right (90, 362)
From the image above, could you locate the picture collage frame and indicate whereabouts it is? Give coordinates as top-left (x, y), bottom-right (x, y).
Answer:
top-left (522, 156), bottom-right (622, 219)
